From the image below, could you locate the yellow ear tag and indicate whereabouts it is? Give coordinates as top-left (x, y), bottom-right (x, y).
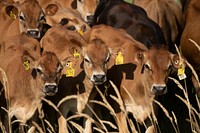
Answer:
top-left (66, 62), bottom-right (75, 77)
top-left (73, 49), bottom-right (80, 58)
top-left (177, 62), bottom-right (186, 80)
top-left (115, 52), bottom-right (124, 65)
top-left (23, 61), bottom-right (30, 71)
top-left (77, 29), bottom-right (84, 35)
top-left (10, 11), bottom-right (17, 20)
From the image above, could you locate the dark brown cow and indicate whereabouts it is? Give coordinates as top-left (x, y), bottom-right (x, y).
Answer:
top-left (0, 34), bottom-right (63, 132)
top-left (93, 0), bottom-right (167, 50)
top-left (0, 0), bottom-right (46, 41)
top-left (40, 25), bottom-right (111, 133)
top-left (134, 0), bottom-right (184, 49)
top-left (180, 0), bottom-right (200, 93)
top-left (83, 25), bottom-right (185, 133)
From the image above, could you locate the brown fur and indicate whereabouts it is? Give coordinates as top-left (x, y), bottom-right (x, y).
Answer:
top-left (83, 24), bottom-right (184, 133)
top-left (134, 0), bottom-right (184, 46)
top-left (41, 25), bottom-right (111, 133)
top-left (0, 0), bottom-right (45, 41)
top-left (0, 34), bottom-right (63, 132)
top-left (180, 0), bottom-right (200, 93)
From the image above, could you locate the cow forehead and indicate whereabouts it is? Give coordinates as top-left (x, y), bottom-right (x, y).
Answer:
top-left (39, 52), bottom-right (60, 72)
top-left (146, 49), bottom-right (171, 69)
top-left (20, 0), bottom-right (43, 17)
top-left (85, 43), bottom-right (109, 63)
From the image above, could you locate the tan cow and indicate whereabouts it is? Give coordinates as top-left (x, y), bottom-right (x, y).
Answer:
top-left (36, 0), bottom-right (98, 24)
top-left (44, 3), bottom-right (90, 34)
top-left (83, 24), bottom-right (185, 133)
top-left (40, 25), bottom-right (111, 133)
top-left (180, 0), bottom-right (200, 93)
top-left (0, 0), bottom-right (46, 42)
top-left (0, 33), bottom-right (63, 132)
top-left (133, 0), bottom-right (184, 50)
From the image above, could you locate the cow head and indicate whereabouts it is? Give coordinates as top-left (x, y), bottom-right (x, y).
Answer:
top-left (44, 3), bottom-right (90, 34)
top-left (22, 51), bottom-right (63, 96)
top-left (136, 48), bottom-right (185, 95)
top-left (76, 0), bottom-right (99, 25)
top-left (82, 39), bottom-right (110, 85)
top-left (5, 0), bottom-right (46, 39)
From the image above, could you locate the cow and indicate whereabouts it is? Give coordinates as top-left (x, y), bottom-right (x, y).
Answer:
top-left (93, 0), bottom-right (167, 51)
top-left (133, 0), bottom-right (184, 51)
top-left (44, 3), bottom-right (90, 34)
top-left (180, 0), bottom-right (200, 93)
top-left (83, 24), bottom-right (185, 133)
top-left (36, 0), bottom-right (99, 25)
top-left (0, 0), bottom-right (46, 42)
top-left (0, 33), bottom-right (64, 132)
top-left (40, 25), bottom-right (112, 133)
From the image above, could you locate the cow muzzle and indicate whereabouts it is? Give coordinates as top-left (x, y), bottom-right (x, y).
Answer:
top-left (27, 29), bottom-right (40, 39)
top-left (86, 14), bottom-right (94, 26)
top-left (152, 85), bottom-right (167, 95)
top-left (43, 83), bottom-right (58, 96)
top-left (92, 74), bottom-right (106, 85)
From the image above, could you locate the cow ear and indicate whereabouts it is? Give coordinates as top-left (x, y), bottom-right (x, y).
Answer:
top-left (21, 54), bottom-right (38, 71)
top-left (171, 54), bottom-right (186, 69)
top-left (69, 46), bottom-right (82, 58)
top-left (5, 5), bottom-right (18, 20)
top-left (45, 4), bottom-right (59, 16)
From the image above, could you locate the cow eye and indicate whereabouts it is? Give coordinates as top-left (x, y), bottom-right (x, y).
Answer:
top-left (144, 64), bottom-right (151, 70)
top-left (84, 58), bottom-right (90, 63)
top-left (78, 0), bottom-right (83, 3)
top-left (39, 14), bottom-right (45, 21)
top-left (105, 57), bottom-right (110, 63)
top-left (36, 68), bottom-right (43, 74)
top-left (19, 15), bottom-right (25, 21)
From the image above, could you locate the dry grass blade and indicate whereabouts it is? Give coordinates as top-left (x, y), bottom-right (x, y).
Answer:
top-left (101, 120), bottom-right (117, 129)
top-left (69, 121), bottom-right (84, 133)
top-left (32, 121), bottom-right (44, 133)
top-left (189, 39), bottom-right (200, 52)
top-left (42, 98), bottom-right (62, 116)
top-left (0, 67), bottom-right (11, 133)
top-left (154, 100), bottom-right (179, 133)
top-left (57, 95), bottom-right (78, 108)
top-left (0, 121), bottom-right (6, 133)
top-left (93, 127), bottom-right (105, 133)
top-left (44, 119), bottom-right (55, 133)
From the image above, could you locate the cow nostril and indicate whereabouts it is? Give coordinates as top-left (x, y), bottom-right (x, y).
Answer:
top-left (152, 86), bottom-right (167, 95)
top-left (86, 15), bottom-right (94, 22)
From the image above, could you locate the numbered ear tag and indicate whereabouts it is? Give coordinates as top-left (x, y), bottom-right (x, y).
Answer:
top-left (66, 62), bottom-right (75, 77)
top-left (10, 11), bottom-right (16, 20)
top-left (77, 29), bottom-right (84, 35)
top-left (73, 49), bottom-right (80, 58)
top-left (23, 61), bottom-right (30, 71)
top-left (115, 52), bottom-right (124, 65)
top-left (177, 61), bottom-right (186, 80)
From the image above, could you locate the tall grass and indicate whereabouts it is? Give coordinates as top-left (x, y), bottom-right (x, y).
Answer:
top-left (0, 42), bottom-right (199, 133)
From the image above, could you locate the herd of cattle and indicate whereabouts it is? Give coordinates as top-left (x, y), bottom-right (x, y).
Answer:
top-left (0, 0), bottom-right (199, 133)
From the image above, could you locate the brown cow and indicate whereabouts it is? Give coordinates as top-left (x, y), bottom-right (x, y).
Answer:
top-left (133, 0), bottom-right (184, 50)
top-left (180, 0), bottom-right (200, 93)
top-left (0, 0), bottom-right (46, 41)
top-left (0, 33), bottom-right (63, 132)
top-left (37, 0), bottom-right (99, 24)
top-left (83, 24), bottom-right (185, 133)
top-left (40, 25), bottom-right (111, 133)
top-left (44, 3), bottom-right (90, 34)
